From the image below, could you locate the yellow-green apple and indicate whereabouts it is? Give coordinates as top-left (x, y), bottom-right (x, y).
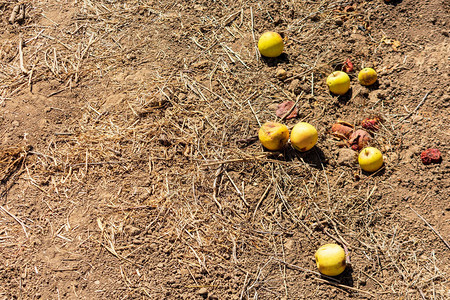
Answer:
top-left (258, 32), bottom-right (284, 58)
top-left (290, 122), bottom-right (318, 152)
top-left (326, 71), bottom-right (351, 95)
top-left (358, 147), bottom-right (383, 172)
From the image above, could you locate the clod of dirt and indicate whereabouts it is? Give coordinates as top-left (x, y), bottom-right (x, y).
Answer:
top-left (331, 122), bottom-right (353, 139)
top-left (420, 148), bottom-right (442, 165)
top-left (276, 101), bottom-right (298, 119)
top-left (275, 68), bottom-right (287, 80)
top-left (361, 117), bottom-right (381, 131)
top-left (288, 79), bottom-right (302, 95)
top-left (348, 129), bottom-right (371, 151)
top-left (337, 148), bottom-right (356, 167)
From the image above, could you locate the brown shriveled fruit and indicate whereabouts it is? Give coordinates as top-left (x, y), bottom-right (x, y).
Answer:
top-left (348, 129), bottom-right (371, 151)
top-left (331, 122), bottom-right (354, 139)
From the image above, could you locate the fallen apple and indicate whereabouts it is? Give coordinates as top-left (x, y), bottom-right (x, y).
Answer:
top-left (258, 121), bottom-right (289, 151)
top-left (358, 147), bottom-right (383, 172)
top-left (290, 122), bottom-right (318, 152)
top-left (358, 68), bottom-right (377, 86)
top-left (258, 31), bottom-right (284, 58)
top-left (315, 244), bottom-right (347, 276)
top-left (326, 71), bottom-right (351, 95)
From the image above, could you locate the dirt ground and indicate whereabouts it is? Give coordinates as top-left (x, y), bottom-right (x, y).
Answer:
top-left (1, 0), bottom-right (449, 299)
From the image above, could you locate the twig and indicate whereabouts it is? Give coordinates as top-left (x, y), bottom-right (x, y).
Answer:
top-left (9, 4), bottom-right (20, 24)
top-left (212, 167), bottom-right (223, 212)
top-left (0, 205), bottom-right (29, 238)
top-left (247, 97), bottom-right (261, 127)
top-left (253, 181), bottom-right (272, 220)
top-left (225, 171), bottom-right (250, 207)
top-left (18, 36), bottom-right (30, 75)
top-left (409, 206), bottom-right (450, 250)
top-left (395, 91), bottom-right (430, 128)
top-left (272, 258), bottom-right (339, 282)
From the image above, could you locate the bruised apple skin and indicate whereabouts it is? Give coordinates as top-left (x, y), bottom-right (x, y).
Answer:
top-left (258, 121), bottom-right (289, 151)
top-left (358, 68), bottom-right (378, 86)
top-left (290, 122), bottom-right (318, 152)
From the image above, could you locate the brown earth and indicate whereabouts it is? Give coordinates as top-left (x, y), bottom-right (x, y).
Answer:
top-left (1, 0), bottom-right (449, 299)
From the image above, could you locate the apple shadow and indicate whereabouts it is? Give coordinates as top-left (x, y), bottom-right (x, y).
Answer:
top-left (366, 81), bottom-right (380, 91)
top-left (385, 0), bottom-right (403, 6)
top-left (285, 146), bottom-right (328, 169)
top-left (334, 88), bottom-right (353, 104)
top-left (321, 264), bottom-right (355, 289)
top-left (261, 53), bottom-right (290, 67)
top-left (361, 164), bottom-right (386, 177)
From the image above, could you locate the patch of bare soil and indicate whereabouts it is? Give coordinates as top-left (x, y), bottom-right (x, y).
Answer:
top-left (1, 0), bottom-right (449, 299)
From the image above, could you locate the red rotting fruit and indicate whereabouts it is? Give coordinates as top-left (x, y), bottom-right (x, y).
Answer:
top-left (420, 149), bottom-right (442, 165)
top-left (349, 129), bottom-right (371, 151)
top-left (342, 58), bottom-right (354, 73)
top-left (361, 117), bottom-right (380, 131)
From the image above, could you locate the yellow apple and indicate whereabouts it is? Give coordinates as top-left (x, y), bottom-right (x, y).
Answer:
top-left (358, 68), bottom-right (377, 86)
top-left (315, 244), bottom-right (347, 276)
top-left (290, 122), bottom-right (318, 152)
top-left (358, 147), bottom-right (383, 172)
top-left (326, 71), bottom-right (351, 95)
top-left (258, 32), bottom-right (284, 58)
top-left (258, 121), bottom-right (289, 151)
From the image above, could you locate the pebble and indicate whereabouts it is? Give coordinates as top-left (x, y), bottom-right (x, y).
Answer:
top-left (124, 225), bottom-right (141, 236)
top-left (12, 120), bottom-right (20, 127)
top-left (275, 68), bottom-right (287, 80)
top-left (284, 239), bottom-right (294, 250)
top-left (197, 287), bottom-right (208, 296)
top-left (289, 79), bottom-right (301, 95)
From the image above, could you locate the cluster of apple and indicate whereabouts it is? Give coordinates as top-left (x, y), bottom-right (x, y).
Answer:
top-left (257, 32), bottom-right (385, 277)
top-left (258, 31), bottom-right (384, 174)
top-left (259, 121), bottom-right (318, 153)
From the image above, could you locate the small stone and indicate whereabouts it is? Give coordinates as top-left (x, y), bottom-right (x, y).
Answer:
top-left (335, 19), bottom-right (343, 26)
top-left (288, 79), bottom-right (302, 95)
top-left (275, 68), bottom-right (287, 80)
top-left (411, 115), bottom-right (423, 124)
top-left (157, 263), bottom-right (164, 268)
top-left (124, 225), bottom-right (141, 236)
top-left (197, 287), bottom-right (208, 296)
top-left (94, 280), bottom-right (100, 285)
top-left (12, 120), bottom-right (20, 127)
top-left (284, 239), bottom-right (294, 250)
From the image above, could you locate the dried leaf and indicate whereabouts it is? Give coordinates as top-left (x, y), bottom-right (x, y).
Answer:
top-left (276, 101), bottom-right (298, 120)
